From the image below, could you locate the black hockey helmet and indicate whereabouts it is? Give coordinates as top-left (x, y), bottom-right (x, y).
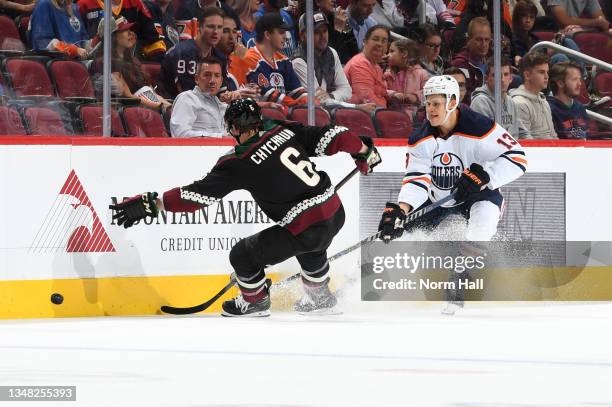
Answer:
top-left (224, 98), bottom-right (263, 139)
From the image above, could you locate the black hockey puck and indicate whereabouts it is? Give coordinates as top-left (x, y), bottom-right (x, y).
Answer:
top-left (50, 293), bottom-right (64, 305)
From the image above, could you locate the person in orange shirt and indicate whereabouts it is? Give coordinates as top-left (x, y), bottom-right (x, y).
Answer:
top-left (343, 24), bottom-right (389, 107)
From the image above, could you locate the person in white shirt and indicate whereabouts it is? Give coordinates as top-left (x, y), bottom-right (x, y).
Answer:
top-left (170, 57), bottom-right (228, 138)
top-left (292, 12), bottom-right (375, 112)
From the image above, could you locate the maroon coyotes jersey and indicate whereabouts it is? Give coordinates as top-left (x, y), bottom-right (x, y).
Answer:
top-left (162, 120), bottom-right (362, 235)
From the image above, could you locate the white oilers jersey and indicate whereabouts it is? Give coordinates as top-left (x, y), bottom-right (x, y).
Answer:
top-left (399, 107), bottom-right (528, 209)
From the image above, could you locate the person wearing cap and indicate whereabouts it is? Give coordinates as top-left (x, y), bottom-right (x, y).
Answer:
top-left (292, 12), bottom-right (351, 103)
top-left (77, 0), bottom-right (166, 61)
top-left (254, 0), bottom-right (296, 57)
top-left (229, 12), bottom-right (308, 108)
top-left (92, 16), bottom-right (171, 110)
top-left (29, 0), bottom-right (90, 59)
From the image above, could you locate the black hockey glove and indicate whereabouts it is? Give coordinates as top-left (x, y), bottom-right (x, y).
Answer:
top-left (352, 136), bottom-right (382, 175)
top-left (378, 202), bottom-right (406, 243)
top-left (452, 163), bottom-right (490, 202)
top-left (109, 192), bottom-right (159, 229)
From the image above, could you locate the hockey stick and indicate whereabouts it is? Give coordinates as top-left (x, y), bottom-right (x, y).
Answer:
top-left (271, 192), bottom-right (458, 289)
top-left (160, 167), bottom-right (360, 315)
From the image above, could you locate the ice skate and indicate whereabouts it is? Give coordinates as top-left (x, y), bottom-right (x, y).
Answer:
top-left (294, 283), bottom-right (341, 315)
top-left (222, 293), bottom-right (271, 317)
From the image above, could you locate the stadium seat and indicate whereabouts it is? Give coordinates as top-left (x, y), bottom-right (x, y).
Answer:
top-left (261, 107), bottom-right (287, 121)
top-left (0, 15), bottom-right (25, 51)
top-left (48, 60), bottom-right (95, 99)
top-left (141, 63), bottom-right (161, 87)
top-left (23, 107), bottom-right (71, 135)
top-left (594, 72), bottom-right (612, 109)
top-left (0, 106), bottom-right (26, 135)
top-left (373, 109), bottom-right (413, 138)
top-left (332, 107), bottom-right (377, 138)
top-left (121, 106), bottom-right (169, 137)
top-left (3, 58), bottom-right (55, 97)
top-left (289, 106), bottom-right (331, 126)
top-left (77, 105), bottom-right (126, 136)
top-left (572, 32), bottom-right (612, 62)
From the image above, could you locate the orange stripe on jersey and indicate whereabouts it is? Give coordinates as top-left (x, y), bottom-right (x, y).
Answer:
top-left (511, 156), bottom-right (528, 165)
top-left (408, 135), bottom-right (434, 147)
top-left (402, 176), bottom-right (431, 185)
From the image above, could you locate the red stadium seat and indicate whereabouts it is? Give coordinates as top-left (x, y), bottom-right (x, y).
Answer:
top-left (289, 106), bottom-right (331, 126)
top-left (78, 105), bottom-right (125, 136)
top-left (261, 107), bottom-right (287, 121)
top-left (4, 58), bottom-right (55, 97)
top-left (0, 106), bottom-right (27, 135)
top-left (48, 60), bottom-right (95, 98)
top-left (332, 107), bottom-right (377, 138)
top-left (141, 63), bottom-right (161, 87)
top-left (576, 77), bottom-right (590, 105)
top-left (121, 106), bottom-right (169, 137)
top-left (0, 15), bottom-right (25, 51)
top-left (532, 31), bottom-right (555, 42)
top-left (23, 107), bottom-right (71, 135)
top-left (373, 109), bottom-right (413, 138)
top-left (594, 72), bottom-right (612, 109)
top-left (572, 32), bottom-right (612, 62)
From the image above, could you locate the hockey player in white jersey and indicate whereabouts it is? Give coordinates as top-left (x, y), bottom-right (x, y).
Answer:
top-left (378, 75), bottom-right (528, 313)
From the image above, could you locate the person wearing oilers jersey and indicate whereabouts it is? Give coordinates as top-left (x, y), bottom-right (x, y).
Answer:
top-left (377, 75), bottom-right (528, 312)
top-left (109, 98), bottom-right (382, 317)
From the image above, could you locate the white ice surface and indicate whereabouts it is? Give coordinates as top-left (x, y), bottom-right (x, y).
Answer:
top-left (1, 301), bottom-right (611, 407)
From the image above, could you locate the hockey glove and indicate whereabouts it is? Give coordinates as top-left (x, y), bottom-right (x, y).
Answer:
top-left (109, 192), bottom-right (159, 229)
top-left (453, 163), bottom-right (490, 202)
top-left (352, 136), bottom-right (382, 175)
top-left (378, 202), bottom-right (406, 243)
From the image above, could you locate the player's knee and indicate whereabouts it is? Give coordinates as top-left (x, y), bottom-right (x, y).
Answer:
top-left (229, 239), bottom-right (249, 271)
top-left (467, 201), bottom-right (500, 241)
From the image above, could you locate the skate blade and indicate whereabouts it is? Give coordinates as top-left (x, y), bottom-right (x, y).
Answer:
top-left (441, 303), bottom-right (462, 316)
top-left (221, 310), bottom-right (271, 317)
top-left (297, 306), bottom-right (343, 316)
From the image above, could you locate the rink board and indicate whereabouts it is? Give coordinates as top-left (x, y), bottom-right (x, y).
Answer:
top-left (1, 138), bottom-right (611, 318)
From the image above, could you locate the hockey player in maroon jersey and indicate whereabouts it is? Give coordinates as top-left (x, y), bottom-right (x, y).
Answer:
top-left (110, 98), bottom-right (381, 317)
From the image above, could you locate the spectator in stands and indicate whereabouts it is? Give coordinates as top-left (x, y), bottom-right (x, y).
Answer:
top-left (218, 13), bottom-right (259, 101)
top-left (471, 56), bottom-right (529, 138)
top-left (384, 38), bottom-right (429, 115)
top-left (157, 6), bottom-right (228, 98)
top-left (29, 0), bottom-right (90, 58)
top-left (371, 0), bottom-right (403, 29)
top-left (547, 61), bottom-right (590, 139)
top-left (510, 52), bottom-right (557, 139)
top-left (0, 0), bottom-right (35, 18)
top-left (508, 0), bottom-right (546, 17)
top-left (170, 58), bottom-right (228, 138)
top-left (292, 13), bottom-right (352, 104)
top-left (512, 1), bottom-right (585, 72)
top-left (144, 0), bottom-right (180, 49)
top-left (229, 13), bottom-right (308, 107)
top-left (78, 0), bottom-right (166, 61)
top-left (451, 16), bottom-right (492, 104)
top-left (175, 0), bottom-right (240, 41)
top-left (450, 0), bottom-right (513, 56)
top-left (416, 23), bottom-right (444, 77)
top-left (254, 0), bottom-right (297, 57)
top-left (547, 0), bottom-right (611, 32)
top-left (225, 0), bottom-right (259, 48)
top-left (313, 0), bottom-right (360, 64)
top-left (344, 24), bottom-right (389, 107)
top-left (347, 0), bottom-right (377, 50)
top-left (444, 67), bottom-right (468, 104)
top-left (93, 16), bottom-right (171, 109)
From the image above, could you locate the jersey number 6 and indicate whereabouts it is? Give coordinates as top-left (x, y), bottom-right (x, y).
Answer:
top-left (280, 147), bottom-right (321, 187)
